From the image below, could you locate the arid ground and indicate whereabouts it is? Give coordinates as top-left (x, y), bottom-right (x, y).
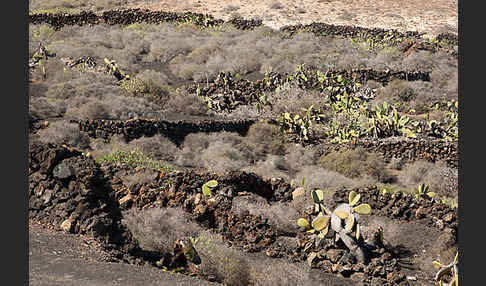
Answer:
top-left (29, 1), bottom-right (458, 285)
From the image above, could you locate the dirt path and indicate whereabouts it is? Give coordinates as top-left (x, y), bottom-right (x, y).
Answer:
top-left (29, 223), bottom-right (219, 286)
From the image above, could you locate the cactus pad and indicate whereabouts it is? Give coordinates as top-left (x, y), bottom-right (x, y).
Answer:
top-left (298, 218), bottom-right (311, 230)
top-left (353, 203), bottom-right (371, 215)
top-left (348, 191), bottom-right (361, 206)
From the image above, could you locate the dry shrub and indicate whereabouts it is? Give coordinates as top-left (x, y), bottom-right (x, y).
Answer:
top-left (375, 80), bottom-right (415, 103)
top-left (128, 135), bottom-right (179, 162)
top-left (175, 132), bottom-right (259, 172)
top-left (194, 231), bottom-right (320, 286)
top-left (293, 165), bottom-right (376, 192)
top-left (319, 147), bottom-right (394, 183)
top-left (28, 82), bottom-right (48, 99)
top-left (122, 207), bottom-right (202, 254)
top-left (64, 98), bottom-right (111, 120)
top-left (163, 92), bottom-right (210, 116)
top-left (245, 122), bottom-right (286, 156)
top-left (29, 97), bottom-right (66, 121)
top-left (398, 160), bottom-right (458, 197)
top-left (88, 135), bottom-right (129, 159)
top-left (195, 232), bottom-right (250, 286)
top-left (269, 2), bottom-right (284, 9)
top-left (121, 168), bottom-right (159, 189)
top-left (264, 84), bottom-right (326, 117)
top-left (245, 154), bottom-right (290, 180)
top-left (283, 144), bottom-right (318, 177)
top-left (88, 134), bottom-right (178, 164)
top-left (199, 140), bottom-right (256, 173)
top-left (388, 157), bottom-right (405, 170)
top-left (231, 195), bottom-right (300, 234)
top-left (134, 69), bottom-right (172, 95)
top-left (36, 121), bottom-right (90, 149)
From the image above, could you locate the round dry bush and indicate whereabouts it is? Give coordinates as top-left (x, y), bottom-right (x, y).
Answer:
top-left (88, 135), bottom-right (130, 159)
top-left (398, 160), bottom-right (458, 197)
top-left (244, 154), bottom-right (290, 180)
top-left (319, 147), bottom-right (394, 183)
top-left (194, 232), bottom-right (250, 286)
top-left (265, 85), bottom-right (326, 117)
top-left (293, 165), bottom-right (376, 192)
top-left (36, 121), bottom-right (90, 149)
top-left (29, 82), bottom-right (48, 99)
top-left (64, 98), bottom-right (111, 120)
top-left (375, 80), bottom-right (415, 103)
top-left (176, 132), bottom-right (259, 172)
top-left (129, 135), bottom-right (179, 162)
top-left (245, 122), bottom-right (286, 156)
top-left (122, 207), bottom-right (201, 254)
top-left (163, 92), bottom-right (210, 116)
top-left (284, 144), bottom-right (318, 176)
top-left (29, 97), bottom-right (66, 121)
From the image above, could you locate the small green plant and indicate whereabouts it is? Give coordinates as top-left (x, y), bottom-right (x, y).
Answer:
top-left (182, 237), bottom-right (202, 265)
top-left (433, 251), bottom-right (459, 286)
top-left (96, 150), bottom-right (173, 172)
top-left (201, 180), bottom-right (218, 197)
top-left (277, 111), bottom-right (312, 141)
top-left (411, 183), bottom-right (435, 199)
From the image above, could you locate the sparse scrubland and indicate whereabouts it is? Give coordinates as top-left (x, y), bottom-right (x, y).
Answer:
top-left (29, 7), bottom-right (458, 286)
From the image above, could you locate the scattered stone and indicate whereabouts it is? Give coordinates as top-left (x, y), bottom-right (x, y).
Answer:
top-left (350, 272), bottom-right (366, 282)
top-left (327, 249), bottom-right (345, 263)
top-left (415, 206), bottom-right (427, 219)
top-left (265, 248), bottom-right (279, 257)
top-left (443, 213), bottom-right (454, 223)
top-left (436, 219), bottom-right (445, 230)
top-left (193, 193), bottom-right (202, 205)
top-left (119, 194), bottom-right (132, 208)
top-left (292, 187), bottom-right (306, 201)
top-left (307, 252), bottom-right (319, 267)
top-left (53, 161), bottom-right (75, 179)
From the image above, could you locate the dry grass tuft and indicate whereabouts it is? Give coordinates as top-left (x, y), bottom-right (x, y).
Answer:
top-left (122, 207), bottom-right (202, 254)
top-left (398, 160), bottom-right (458, 198)
top-left (319, 147), bottom-right (394, 183)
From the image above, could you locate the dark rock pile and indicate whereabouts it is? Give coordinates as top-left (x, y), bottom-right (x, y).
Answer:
top-left (281, 22), bottom-right (420, 39)
top-left (317, 138), bottom-right (458, 168)
top-left (29, 9), bottom-right (224, 29)
top-left (29, 142), bottom-right (123, 243)
top-left (73, 118), bottom-right (256, 144)
top-left (281, 22), bottom-right (457, 56)
top-left (228, 16), bottom-right (262, 30)
top-left (99, 9), bottom-right (224, 27)
top-left (29, 11), bottom-right (99, 28)
top-left (30, 142), bottom-right (460, 284)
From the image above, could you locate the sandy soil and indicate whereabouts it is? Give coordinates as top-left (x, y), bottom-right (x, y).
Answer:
top-left (125, 0), bottom-right (457, 36)
top-left (29, 222), bottom-right (220, 286)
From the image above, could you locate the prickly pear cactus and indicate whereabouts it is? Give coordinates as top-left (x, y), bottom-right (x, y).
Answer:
top-left (297, 189), bottom-right (373, 263)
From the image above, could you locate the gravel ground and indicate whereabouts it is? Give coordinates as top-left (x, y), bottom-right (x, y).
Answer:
top-left (29, 222), bottom-right (220, 286)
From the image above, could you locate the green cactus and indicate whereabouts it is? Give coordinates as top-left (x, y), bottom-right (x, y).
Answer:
top-left (297, 189), bottom-right (373, 264)
top-left (411, 183), bottom-right (435, 199)
top-left (202, 180), bottom-right (218, 197)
